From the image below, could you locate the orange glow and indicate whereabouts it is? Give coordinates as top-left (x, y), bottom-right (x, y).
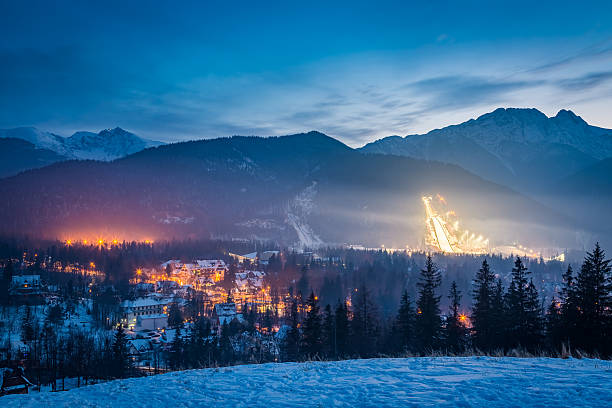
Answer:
top-left (90, 262), bottom-right (95, 268)
top-left (136, 268), bottom-right (142, 275)
top-left (112, 239), bottom-right (119, 245)
top-left (83, 239), bottom-right (88, 244)
top-left (98, 239), bottom-right (104, 245)
top-left (459, 313), bottom-right (467, 323)
top-left (65, 239), bottom-right (72, 246)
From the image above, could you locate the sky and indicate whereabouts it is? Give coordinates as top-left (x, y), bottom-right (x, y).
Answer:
top-left (1, 1), bottom-right (611, 147)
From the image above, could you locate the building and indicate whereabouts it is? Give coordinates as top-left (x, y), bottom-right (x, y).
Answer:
top-left (136, 314), bottom-right (168, 331)
top-left (0, 367), bottom-right (32, 395)
top-left (212, 302), bottom-right (243, 332)
top-left (121, 297), bottom-right (174, 329)
top-left (195, 259), bottom-right (227, 282)
top-left (9, 275), bottom-right (42, 297)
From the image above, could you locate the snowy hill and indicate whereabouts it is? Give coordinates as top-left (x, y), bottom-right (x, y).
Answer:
top-left (360, 108), bottom-right (612, 194)
top-left (0, 126), bottom-right (163, 162)
top-left (3, 357), bottom-right (611, 407)
top-left (64, 127), bottom-right (164, 161)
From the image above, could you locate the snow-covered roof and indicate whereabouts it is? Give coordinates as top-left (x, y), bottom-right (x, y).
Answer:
top-left (122, 297), bottom-right (172, 309)
top-left (11, 275), bottom-right (40, 285)
top-left (215, 302), bottom-right (237, 317)
top-left (241, 252), bottom-right (258, 260)
top-left (196, 259), bottom-right (227, 268)
top-left (161, 259), bottom-right (181, 268)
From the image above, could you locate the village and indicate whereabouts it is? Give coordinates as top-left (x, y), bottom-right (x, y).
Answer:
top-left (0, 247), bottom-right (296, 394)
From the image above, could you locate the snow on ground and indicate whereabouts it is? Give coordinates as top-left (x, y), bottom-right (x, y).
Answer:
top-left (4, 357), bottom-right (612, 407)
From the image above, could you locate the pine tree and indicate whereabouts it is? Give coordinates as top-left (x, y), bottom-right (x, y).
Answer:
top-left (167, 301), bottom-right (183, 328)
top-left (301, 292), bottom-right (322, 358)
top-left (262, 308), bottom-right (274, 333)
top-left (574, 243), bottom-right (611, 354)
top-left (555, 265), bottom-right (579, 349)
top-left (217, 321), bottom-right (233, 365)
top-left (351, 284), bottom-right (378, 357)
top-left (505, 257), bottom-right (542, 350)
top-left (112, 324), bottom-right (130, 378)
top-left (545, 296), bottom-right (562, 348)
top-left (334, 300), bottom-right (349, 357)
top-left (169, 325), bottom-right (184, 369)
top-left (21, 306), bottom-right (35, 343)
top-left (321, 304), bottom-right (334, 358)
top-left (489, 279), bottom-right (506, 350)
top-left (415, 256), bottom-right (441, 352)
top-left (445, 281), bottom-right (467, 353)
top-left (297, 266), bottom-right (309, 301)
top-left (395, 290), bottom-right (415, 352)
top-left (283, 299), bottom-right (301, 361)
top-left (471, 259), bottom-right (495, 350)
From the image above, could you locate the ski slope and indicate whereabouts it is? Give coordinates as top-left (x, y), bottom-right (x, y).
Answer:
top-left (4, 357), bottom-right (612, 407)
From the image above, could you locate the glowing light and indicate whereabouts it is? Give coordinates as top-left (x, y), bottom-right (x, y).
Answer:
top-left (90, 262), bottom-right (95, 268)
top-left (65, 239), bottom-right (72, 246)
top-left (422, 195), bottom-right (489, 255)
top-left (459, 314), bottom-right (467, 323)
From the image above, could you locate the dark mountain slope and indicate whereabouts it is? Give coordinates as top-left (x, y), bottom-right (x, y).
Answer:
top-left (0, 132), bottom-right (578, 248)
top-left (0, 138), bottom-right (68, 178)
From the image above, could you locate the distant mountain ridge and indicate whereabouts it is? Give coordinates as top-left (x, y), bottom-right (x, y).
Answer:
top-left (360, 108), bottom-right (612, 193)
top-left (0, 131), bottom-right (579, 249)
top-left (0, 126), bottom-right (163, 177)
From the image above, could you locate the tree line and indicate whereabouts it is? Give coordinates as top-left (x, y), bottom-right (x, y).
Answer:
top-left (280, 243), bottom-right (612, 360)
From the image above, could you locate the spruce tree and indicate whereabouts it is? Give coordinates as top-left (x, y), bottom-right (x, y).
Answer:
top-left (334, 300), bottom-right (349, 357)
top-left (168, 301), bottom-right (183, 328)
top-left (21, 306), bottom-right (35, 343)
top-left (559, 265), bottom-right (578, 341)
top-left (351, 284), bottom-right (378, 357)
top-left (283, 299), bottom-right (301, 361)
top-left (321, 304), bottom-right (334, 358)
top-left (415, 256), bottom-right (441, 352)
top-left (505, 257), bottom-right (542, 350)
top-left (489, 279), bottom-right (506, 350)
top-left (395, 290), bottom-right (415, 352)
top-left (301, 292), bottom-right (323, 358)
top-left (217, 321), bottom-right (234, 365)
top-left (574, 243), bottom-right (611, 354)
top-left (112, 324), bottom-right (130, 378)
top-left (445, 281), bottom-right (467, 353)
top-left (471, 259), bottom-right (495, 350)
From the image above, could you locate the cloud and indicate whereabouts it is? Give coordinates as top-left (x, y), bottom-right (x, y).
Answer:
top-left (528, 40), bottom-right (612, 73)
top-left (402, 75), bottom-right (546, 113)
top-left (556, 71), bottom-right (612, 90)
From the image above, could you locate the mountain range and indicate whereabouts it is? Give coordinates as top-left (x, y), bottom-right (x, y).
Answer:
top-left (0, 131), bottom-right (579, 249)
top-left (0, 127), bottom-right (162, 177)
top-left (0, 107), bottom-right (609, 249)
top-left (360, 108), bottom-right (612, 194)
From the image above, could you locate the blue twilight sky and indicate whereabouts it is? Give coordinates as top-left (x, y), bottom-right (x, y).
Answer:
top-left (1, 0), bottom-right (612, 146)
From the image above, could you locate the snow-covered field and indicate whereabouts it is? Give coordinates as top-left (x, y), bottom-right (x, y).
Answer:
top-left (3, 357), bottom-right (612, 407)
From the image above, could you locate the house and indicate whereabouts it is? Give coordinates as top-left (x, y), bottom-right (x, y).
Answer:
top-left (195, 259), bottom-right (227, 282)
top-left (212, 302), bottom-right (243, 332)
top-left (120, 297), bottom-right (174, 329)
top-left (0, 367), bottom-right (33, 395)
top-left (127, 339), bottom-right (154, 364)
top-left (136, 314), bottom-right (168, 331)
top-left (9, 275), bottom-right (41, 297)
top-left (258, 251), bottom-right (279, 265)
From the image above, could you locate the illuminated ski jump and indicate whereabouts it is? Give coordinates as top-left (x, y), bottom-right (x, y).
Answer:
top-left (422, 195), bottom-right (489, 254)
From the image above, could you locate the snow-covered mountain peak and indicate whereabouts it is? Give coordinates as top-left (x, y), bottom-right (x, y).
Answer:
top-left (0, 126), bottom-right (164, 162)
